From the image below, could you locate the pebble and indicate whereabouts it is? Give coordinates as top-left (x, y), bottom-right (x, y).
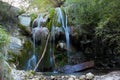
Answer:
top-left (68, 77), bottom-right (74, 80)
top-left (10, 69), bottom-right (96, 80)
top-left (70, 75), bottom-right (76, 78)
top-left (86, 72), bottom-right (94, 80)
top-left (79, 75), bottom-right (86, 80)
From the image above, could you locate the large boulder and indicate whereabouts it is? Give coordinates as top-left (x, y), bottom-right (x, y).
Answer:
top-left (8, 36), bottom-right (23, 55)
top-left (32, 27), bottom-right (49, 41)
top-left (18, 14), bottom-right (31, 27)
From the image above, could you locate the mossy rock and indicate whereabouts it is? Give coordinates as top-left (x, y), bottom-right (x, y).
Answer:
top-left (17, 39), bottom-right (33, 69)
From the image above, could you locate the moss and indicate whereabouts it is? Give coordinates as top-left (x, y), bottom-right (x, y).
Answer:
top-left (55, 51), bottom-right (67, 67)
top-left (46, 8), bottom-right (55, 30)
top-left (18, 23), bottom-right (31, 36)
top-left (30, 13), bottom-right (38, 26)
top-left (0, 25), bottom-right (10, 49)
top-left (17, 39), bottom-right (33, 69)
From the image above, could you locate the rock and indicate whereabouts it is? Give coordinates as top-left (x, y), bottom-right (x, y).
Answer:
top-left (54, 27), bottom-right (63, 36)
top-left (94, 71), bottom-right (120, 80)
top-left (18, 14), bottom-right (31, 27)
top-left (51, 75), bottom-right (55, 79)
top-left (8, 36), bottom-right (23, 55)
top-left (11, 69), bottom-right (21, 80)
top-left (70, 75), bottom-right (76, 78)
top-left (79, 75), bottom-right (86, 80)
top-left (32, 27), bottom-right (49, 41)
top-left (68, 77), bottom-right (74, 80)
top-left (32, 14), bottom-right (48, 28)
top-left (57, 42), bottom-right (66, 49)
top-left (86, 72), bottom-right (94, 80)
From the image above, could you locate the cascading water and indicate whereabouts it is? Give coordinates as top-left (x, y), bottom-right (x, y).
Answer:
top-left (26, 14), bottom-right (44, 70)
top-left (56, 8), bottom-right (70, 62)
top-left (26, 54), bottom-right (37, 70)
top-left (51, 25), bottom-right (58, 73)
top-left (50, 26), bottom-right (55, 66)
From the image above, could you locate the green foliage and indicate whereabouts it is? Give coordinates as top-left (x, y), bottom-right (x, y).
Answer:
top-left (65, 0), bottom-right (120, 56)
top-left (0, 25), bottom-right (9, 48)
top-left (55, 53), bottom-right (67, 67)
top-left (94, 0), bottom-right (120, 54)
top-left (30, 0), bottom-right (54, 13)
top-left (46, 8), bottom-right (55, 30)
top-left (47, 7), bottom-right (66, 30)
top-left (65, 0), bottom-right (99, 26)
top-left (30, 13), bottom-right (37, 22)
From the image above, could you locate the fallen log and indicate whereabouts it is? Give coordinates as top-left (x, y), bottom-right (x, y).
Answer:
top-left (58, 61), bottom-right (94, 73)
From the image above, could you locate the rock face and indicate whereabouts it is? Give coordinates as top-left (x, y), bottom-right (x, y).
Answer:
top-left (8, 36), bottom-right (23, 55)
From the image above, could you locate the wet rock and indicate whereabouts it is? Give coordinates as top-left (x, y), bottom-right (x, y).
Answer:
top-left (32, 14), bottom-right (48, 28)
top-left (54, 27), bottom-right (63, 36)
top-left (32, 27), bottom-right (49, 41)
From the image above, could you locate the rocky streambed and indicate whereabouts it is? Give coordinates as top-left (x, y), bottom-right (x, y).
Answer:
top-left (11, 69), bottom-right (120, 80)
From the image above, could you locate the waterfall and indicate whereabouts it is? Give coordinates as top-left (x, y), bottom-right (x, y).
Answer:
top-left (26, 14), bottom-right (44, 70)
top-left (50, 26), bottom-right (55, 66)
top-left (56, 8), bottom-right (70, 62)
top-left (49, 25), bottom-right (58, 73)
top-left (26, 54), bottom-right (37, 70)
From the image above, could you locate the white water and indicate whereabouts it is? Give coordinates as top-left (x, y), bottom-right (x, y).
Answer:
top-left (56, 8), bottom-right (70, 61)
top-left (26, 54), bottom-right (37, 70)
top-left (26, 14), bottom-right (44, 70)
